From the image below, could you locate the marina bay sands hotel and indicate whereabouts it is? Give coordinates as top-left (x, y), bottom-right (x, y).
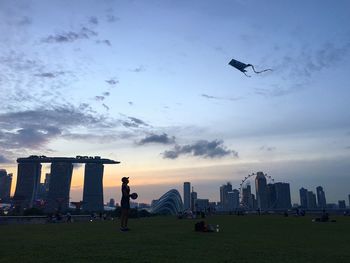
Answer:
top-left (13, 155), bottom-right (120, 212)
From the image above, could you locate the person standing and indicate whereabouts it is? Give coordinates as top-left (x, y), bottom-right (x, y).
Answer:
top-left (120, 177), bottom-right (130, 231)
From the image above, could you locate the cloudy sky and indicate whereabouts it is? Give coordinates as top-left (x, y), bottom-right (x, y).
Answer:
top-left (1, 0), bottom-right (350, 204)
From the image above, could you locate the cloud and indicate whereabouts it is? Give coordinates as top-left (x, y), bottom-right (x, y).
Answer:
top-left (106, 14), bottom-right (120, 23)
top-left (254, 83), bottom-right (304, 97)
top-left (0, 104), bottom-right (120, 150)
top-left (89, 16), bottom-right (98, 25)
top-left (138, 133), bottom-right (176, 145)
top-left (129, 65), bottom-right (146, 73)
top-left (122, 117), bottom-right (149, 128)
top-left (201, 94), bottom-right (242, 101)
top-left (275, 41), bottom-right (350, 79)
top-left (97, 39), bottom-right (112, 46)
top-left (105, 78), bottom-right (118, 85)
top-left (34, 71), bottom-right (65, 78)
top-left (0, 126), bottom-right (61, 150)
top-left (102, 103), bottom-right (109, 111)
top-left (17, 16), bottom-right (32, 26)
top-left (163, 140), bottom-right (238, 159)
top-left (95, 96), bottom-right (105, 101)
top-left (0, 105), bottom-right (113, 130)
top-left (0, 155), bottom-right (12, 164)
top-left (42, 27), bottom-right (98, 43)
top-left (260, 145), bottom-right (276, 151)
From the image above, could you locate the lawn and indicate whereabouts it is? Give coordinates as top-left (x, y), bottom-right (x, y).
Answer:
top-left (1, 215), bottom-right (349, 263)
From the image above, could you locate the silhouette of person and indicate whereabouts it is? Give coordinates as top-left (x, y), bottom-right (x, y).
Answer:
top-left (120, 177), bottom-right (131, 231)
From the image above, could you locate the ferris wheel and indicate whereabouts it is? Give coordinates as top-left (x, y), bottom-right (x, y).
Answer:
top-left (238, 172), bottom-right (275, 207)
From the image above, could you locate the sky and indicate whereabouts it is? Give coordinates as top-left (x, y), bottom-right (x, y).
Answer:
top-left (0, 0), bottom-right (350, 205)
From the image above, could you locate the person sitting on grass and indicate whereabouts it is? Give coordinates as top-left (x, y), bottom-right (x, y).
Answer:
top-left (120, 177), bottom-right (131, 231)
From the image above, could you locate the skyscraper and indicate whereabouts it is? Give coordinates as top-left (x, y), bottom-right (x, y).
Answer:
top-left (183, 182), bottom-right (191, 211)
top-left (13, 162), bottom-right (42, 209)
top-left (267, 183), bottom-right (276, 209)
top-left (242, 183), bottom-right (253, 209)
top-left (83, 163), bottom-right (105, 211)
top-left (274, 182), bottom-right (291, 209)
top-left (191, 187), bottom-right (197, 212)
top-left (109, 198), bottom-right (115, 207)
top-left (45, 162), bottom-right (73, 212)
top-left (307, 191), bottom-right (317, 209)
top-left (299, 187), bottom-right (308, 208)
top-left (316, 186), bottom-right (327, 209)
top-left (220, 182), bottom-right (233, 211)
top-left (0, 169), bottom-right (12, 202)
top-left (338, 200), bottom-right (346, 209)
top-left (255, 172), bottom-right (268, 210)
top-left (227, 189), bottom-right (240, 211)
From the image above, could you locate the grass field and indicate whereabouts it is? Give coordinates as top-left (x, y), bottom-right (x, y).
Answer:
top-left (1, 215), bottom-right (350, 263)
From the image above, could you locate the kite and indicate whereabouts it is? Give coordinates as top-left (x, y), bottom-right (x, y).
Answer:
top-left (228, 58), bottom-right (272, 77)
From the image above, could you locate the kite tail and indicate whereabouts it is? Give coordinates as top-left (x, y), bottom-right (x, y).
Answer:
top-left (249, 65), bottom-right (272, 74)
top-left (243, 72), bottom-right (251, 77)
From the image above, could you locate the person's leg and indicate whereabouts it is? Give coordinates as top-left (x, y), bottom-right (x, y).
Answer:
top-left (125, 209), bottom-right (129, 229)
top-left (121, 209), bottom-right (126, 228)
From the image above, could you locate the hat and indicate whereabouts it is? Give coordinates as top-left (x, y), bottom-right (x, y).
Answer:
top-left (121, 177), bottom-right (129, 182)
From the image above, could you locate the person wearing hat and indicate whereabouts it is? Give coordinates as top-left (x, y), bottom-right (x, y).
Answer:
top-left (120, 177), bottom-right (130, 231)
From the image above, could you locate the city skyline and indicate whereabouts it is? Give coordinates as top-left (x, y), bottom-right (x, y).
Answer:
top-left (1, 1), bottom-right (350, 204)
top-left (1, 163), bottom-right (349, 209)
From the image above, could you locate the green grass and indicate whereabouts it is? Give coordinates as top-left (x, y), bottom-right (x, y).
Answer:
top-left (1, 215), bottom-right (350, 263)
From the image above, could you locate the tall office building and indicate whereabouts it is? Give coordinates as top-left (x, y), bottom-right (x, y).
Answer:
top-left (220, 182), bottom-right (233, 211)
top-left (348, 194), bottom-right (350, 208)
top-left (196, 199), bottom-right (209, 212)
top-left (274, 182), bottom-right (291, 209)
top-left (109, 198), bottom-right (115, 207)
top-left (316, 186), bottom-right (327, 209)
top-left (338, 200), bottom-right (346, 209)
top-left (227, 189), bottom-right (240, 211)
top-left (299, 187), bottom-right (308, 208)
top-left (13, 162), bottom-right (42, 209)
top-left (183, 182), bottom-right (191, 210)
top-left (45, 162), bottom-right (73, 212)
top-left (267, 183), bottom-right (276, 209)
top-left (191, 187), bottom-right (197, 212)
top-left (307, 191), bottom-right (317, 209)
top-left (242, 183), bottom-right (253, 209)
top-left (0, 169), bottom-right (12, 202)
top-left (255, 172), bottom-right (268, 210)
top-left (83, 163), bottom-right (104, 211)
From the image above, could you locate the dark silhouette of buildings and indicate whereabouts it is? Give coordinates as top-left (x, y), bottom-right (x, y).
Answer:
top-left (338, 200), bottom-right (346, 209)
top-left (13, 155), bottom-right (119, 212)
top-left (82, 163), bottom-right (104, 211)
top-left (191, 187), bottom-right (197, 212)
top-left (299, 187), bottom-right (308, 209)
top-left (228, 189), bottom-right (240, 210)
top-left (242, 183), bottom-right (254, 209)
top-left (274, 182), bottom-right (291, 209)
top-left (183, 182), bottom-right (191, 211)
top-left (13, 162), bottom-right (42, 209)
top-left (220, 182), bottom-right (232, 211)
top-left (0, 169), bottom-right (12, 202)
top-left (307, 191), bottom-right (317, 209)
top-left (316, 186), bottom-right (327, 209)
top-left (255, 172), bottom-right (268, 210)
top-left (45, 162), bottom-right (73, 212)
